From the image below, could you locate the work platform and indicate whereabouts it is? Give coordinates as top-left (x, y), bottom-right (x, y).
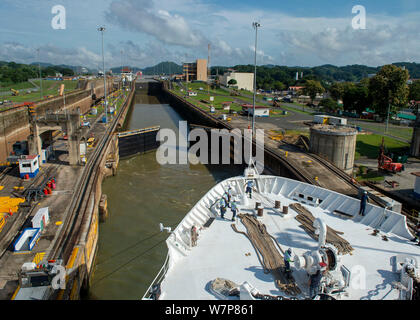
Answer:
top-left (0, 87), bottom-right (130, 300)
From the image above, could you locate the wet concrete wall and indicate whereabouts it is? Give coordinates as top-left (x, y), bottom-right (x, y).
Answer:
top-left (158, 82), bottom-right (307, 182)
top-left (0, 80), bottom-right (114, 162)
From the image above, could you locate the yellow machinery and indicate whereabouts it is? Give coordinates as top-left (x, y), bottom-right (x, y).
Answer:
top-left (269, 130), bottom-right (283, 141)
top-left (11, 89), bottom-right (19, 96)
top-left (87, 137), bottom-right (95, 148)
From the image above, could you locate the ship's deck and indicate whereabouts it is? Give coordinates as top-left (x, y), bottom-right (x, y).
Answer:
top-left (158, 176), bottom-right (420, 300)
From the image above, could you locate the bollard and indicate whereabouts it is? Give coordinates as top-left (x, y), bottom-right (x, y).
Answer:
top-left (257, 208), bottom-right (263, 217)
top-left (275, 201), bottom-right (281, 209)
top-left (283, 206), bottom-right (289, 215)
top-left (255, 202), bottom-right (261, 210)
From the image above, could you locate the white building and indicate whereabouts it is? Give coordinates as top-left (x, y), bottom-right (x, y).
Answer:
top-left (314, 115), bottom-right (347, 126)
top-left (32, 207), bottom-right (50, 231)
top-left (220, 71), bottom-right (254, 91)
top-left (18, 155), bottom-right (39, 179)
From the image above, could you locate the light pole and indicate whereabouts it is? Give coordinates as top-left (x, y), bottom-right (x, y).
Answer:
top-left (252, 22), bottom-right (260, 139)
top-left (98, 26), bottom-right (108, 124)
top-left (386, 90), bottom-right (391, 133)
top-left (121, 50), bottom-right (123, 74)
top-left (37, 48), bottom-right (43, 100)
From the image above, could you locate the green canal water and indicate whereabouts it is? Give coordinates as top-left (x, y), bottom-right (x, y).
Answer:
top-left (87, 94), bottom-right (243, 299)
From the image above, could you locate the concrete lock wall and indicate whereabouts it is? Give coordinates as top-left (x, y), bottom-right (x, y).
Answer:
top-left (0, 108), bottom-right (31, 161)
top-left (310, 125), bottom-right (357, 175)
top-left (411, 126), bottom-right (420, 157)
top-left (0, 80), bottom-right (113, 162)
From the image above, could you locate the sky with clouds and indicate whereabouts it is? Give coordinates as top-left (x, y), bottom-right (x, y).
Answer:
top-left (0, 0), bottom-right (419, 69)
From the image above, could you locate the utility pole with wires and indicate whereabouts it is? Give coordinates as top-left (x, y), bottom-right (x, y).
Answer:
top-left (98, 26), bottom-right (108, 124)
top-left (37, 48), bottom-right (43, 100)
top-left (208, 43), bottom-right (211, 98)
top-left (120, 50), bottom-right (123, 74)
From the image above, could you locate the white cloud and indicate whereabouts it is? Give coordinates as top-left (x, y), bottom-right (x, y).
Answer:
top-left (2, 1), bottom-right (420, 68)
top-left (277, 13), bottom-right (420, 66)
top-left (0, 42), bottom-right (108, 68)
top-left (105, 0), bottom-right (208, 48)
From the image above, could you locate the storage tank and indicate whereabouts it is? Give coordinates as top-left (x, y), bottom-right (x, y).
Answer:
top-left (310, 125), bottom-right (358, 175)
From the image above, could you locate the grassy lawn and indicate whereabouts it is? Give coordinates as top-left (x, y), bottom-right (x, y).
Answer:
top-left (270, 110), bottom-right (289, 117)
top-left (355, 134), bottom-right (410, 160)
top-left (172, 82), bottom-right (288, 118)
top-left (355, 122), bottom-right (413, 142)
top-left (184, 82), bottom-right (230, 96)
top-left (0, 81), bottom-right (38, 91)
top-left (355, 165), bottom-right (385, 182)
top-left (280, 103), bottom-right (314, 115)
top-left (1, 80), bottom-right (79, 104)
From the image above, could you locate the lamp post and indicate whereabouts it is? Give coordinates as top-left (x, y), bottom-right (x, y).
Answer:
top-left (386, 90), bottom-right (391, 133)
top-left (98, 26), bottom-right (107, 124)
top-left (252, 22), bottom-right (260, 138)
top-left (121, 50), bottom-right (123, 74)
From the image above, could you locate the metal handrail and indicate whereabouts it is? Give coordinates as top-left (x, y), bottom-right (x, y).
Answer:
top-left (142, 252), bottom-right (170, 300)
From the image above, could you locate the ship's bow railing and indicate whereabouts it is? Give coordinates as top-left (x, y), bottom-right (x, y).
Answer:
top-left (142, 253), bottom-right (170, 300)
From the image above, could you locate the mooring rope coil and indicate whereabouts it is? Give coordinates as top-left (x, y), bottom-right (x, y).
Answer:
top-left (232, 213), bottom-right (301, 296)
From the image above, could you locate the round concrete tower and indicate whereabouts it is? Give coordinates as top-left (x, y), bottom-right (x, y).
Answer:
top-left (310, 124), bottom-right (358, 175)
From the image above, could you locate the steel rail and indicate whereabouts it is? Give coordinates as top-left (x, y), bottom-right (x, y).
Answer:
top-left (49, 84), bottom-right (133, 262)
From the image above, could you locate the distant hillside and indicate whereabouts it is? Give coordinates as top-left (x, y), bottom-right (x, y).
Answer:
top-left (31, 63), bottom-right (98, 75)
top-left (0, 61), bottom-right (77, 85)
top-left (110, 66), bottom-right (143, 74)
top-left (210, 62), bottom-right (420, 90)
top-left (110, 62), bottom-right (182, 75)
top-left (142, 62), bottom-right (182, 75)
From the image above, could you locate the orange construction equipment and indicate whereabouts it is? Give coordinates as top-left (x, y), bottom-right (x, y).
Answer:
top-left (378, 138), bottom-right (404, 174)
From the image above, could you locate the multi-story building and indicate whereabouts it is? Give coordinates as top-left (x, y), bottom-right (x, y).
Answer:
top-left (220, 70), bottom-right (254, 91)
top-left (183, 59), bottom-right (207, 82)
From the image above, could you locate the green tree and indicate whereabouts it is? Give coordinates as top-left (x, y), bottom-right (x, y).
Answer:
top-left (273, 81), bottom-right (285, 91)
top-left (329, 82), bottom-right (345, 101)
top-left (342, 81), bottom-right (371, 114)
top-left (369, 64), bottom-right (409, 117)
top-left (409, 80), bottom-right (420, 101)
top-left (302, 80), bottom-right (324, 104)
top-left (228, 79), bottom-right (237, 86)
top-left (319, 98), bottom-right (339, 112)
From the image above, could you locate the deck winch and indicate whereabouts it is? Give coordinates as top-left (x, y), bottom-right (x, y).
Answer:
top-left (294, 246), bottom-right (349, 298)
